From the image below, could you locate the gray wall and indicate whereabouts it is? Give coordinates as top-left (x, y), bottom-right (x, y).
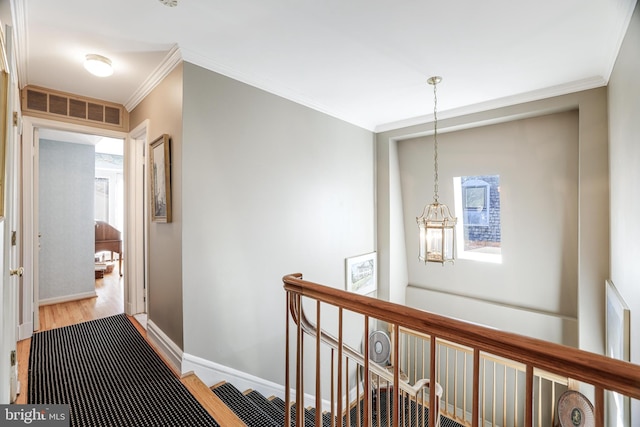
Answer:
top-left (400, 111), bottom-right (579, 344)
top-left (180, 62), bottom-right (375, 386)
top-left (130, 64), bottom-right (184, 348)
top-left (38, 139), bottom-right (95, 301)
top-left (608, 1), bottom-right (640, 422)
top-left (377, 87), bottom-right (609, 352)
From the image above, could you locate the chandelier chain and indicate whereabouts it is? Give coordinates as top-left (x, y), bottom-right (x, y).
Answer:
top-left (432, 79), bottom-right (439, 203)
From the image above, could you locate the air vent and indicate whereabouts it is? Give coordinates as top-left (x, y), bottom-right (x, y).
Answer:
top-left (22, 85), bottom-right (128, 131)
top-left (105, 106), bottom-right (120, 125)
top-left (88, 102), bottom-right (104, 122)
top-left (49, 94), bottom-right (68, 115)
top-left (69, 99), bottom-right (87, 119)
top-left (26, 89), bottom-right (47, 112)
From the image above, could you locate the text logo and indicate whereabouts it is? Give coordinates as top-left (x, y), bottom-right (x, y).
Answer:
top-left (0, 405), bottom-right (69, 426)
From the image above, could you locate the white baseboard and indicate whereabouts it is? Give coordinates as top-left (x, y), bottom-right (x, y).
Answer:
top-left (125, 300), bottom-right (134, 317)
top-left (147, 319), bottom-right (183, 373)
top-left (39, 291), bottom-right (97, 306)
top-left (18, 321), bottom-right (33, 340)
top-left (182, 352), bottom-right (333, 412)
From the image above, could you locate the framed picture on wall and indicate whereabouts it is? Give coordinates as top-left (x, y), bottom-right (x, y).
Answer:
top-left (605, 279), bottom-right (630, 427)
top-left (149, 134), bottom-right (172, 223)
top-left (345, 252), bottom-right (377, 295)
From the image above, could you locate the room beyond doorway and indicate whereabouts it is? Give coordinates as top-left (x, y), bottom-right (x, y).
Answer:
top-left (37, 130), bottom-right (124, 310)
top-left (94, 137), bottom-right (125, 283)
top-left (94, 137), bottom-right (125, 239)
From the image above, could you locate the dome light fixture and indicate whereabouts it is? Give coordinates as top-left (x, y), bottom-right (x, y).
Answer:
top-left (84, 54), bottom-right (113, 77)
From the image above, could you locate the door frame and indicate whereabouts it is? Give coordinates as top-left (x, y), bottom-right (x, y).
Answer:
top-left (126, 120), bottom-right (149, 316)
top-left (20, 116), bottom-right (129, 336)
top-left (1, 23), bottom-right (21, 403)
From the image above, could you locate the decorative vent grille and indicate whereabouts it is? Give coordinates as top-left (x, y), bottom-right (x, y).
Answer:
top-left (22, 85), bottom-right (128, 131)
top-left (69, 99), bottom-right (86, 119)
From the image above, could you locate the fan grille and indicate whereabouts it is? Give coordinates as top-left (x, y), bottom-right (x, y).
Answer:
top-left (557, 390), bottom-right (594, 427)
top-left (369, 331), bottom-right (391, 365)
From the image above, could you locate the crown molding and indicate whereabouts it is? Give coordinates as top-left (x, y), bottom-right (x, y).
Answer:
top-left (602, 0), bottom-right (638, 83)
top-left (10, 0), bottom-right (28, 87)
top-left (375, 76), bottom-right (607, 134)
top-left (124, 44), bottom-right (182, 112)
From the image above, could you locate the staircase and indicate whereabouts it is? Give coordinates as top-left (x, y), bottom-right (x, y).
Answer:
top-left (208, 381), bottom-right (463, 427)
top-left (180, 273), bottom-right (640, 427)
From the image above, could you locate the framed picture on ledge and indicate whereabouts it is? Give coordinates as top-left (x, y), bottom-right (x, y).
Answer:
top-left (345, 252), bottom-right (377, 295)
top-left (149, 134), bottom-right (172, 223)
top-left (605, 279), bottom-right (630, 427)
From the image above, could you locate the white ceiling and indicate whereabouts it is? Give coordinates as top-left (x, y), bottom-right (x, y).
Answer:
top-left (38, 128), bottom-right (123, 155)
top-left (7, 0), bottom-right (638, 132)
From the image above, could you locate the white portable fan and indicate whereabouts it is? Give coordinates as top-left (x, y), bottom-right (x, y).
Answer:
top-left (368, 330), bottom-right (391, 365)
top-left (556, 390), bottom-right (595, 427)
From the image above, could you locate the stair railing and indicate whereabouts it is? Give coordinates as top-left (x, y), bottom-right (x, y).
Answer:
top-left (286, 280), bottom-right (440, 427)
top-left (283, 273), bottom-right (640, 427)
top-left (397, 327), bottom-right (571, 426)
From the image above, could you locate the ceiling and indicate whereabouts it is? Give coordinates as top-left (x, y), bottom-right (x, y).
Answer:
top-left (6, 0), bottom-right (638, 132)
top-left (38, 128), bottom-right (123, 154)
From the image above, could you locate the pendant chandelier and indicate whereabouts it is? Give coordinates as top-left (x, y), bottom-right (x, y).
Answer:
top-left (416, 76), bottom-right (457, 265)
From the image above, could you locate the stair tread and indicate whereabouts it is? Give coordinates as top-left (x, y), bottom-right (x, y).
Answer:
top-left (245, 390), bottom-right (288, 426)
top-left (180, 374), bottom-right (247, 426)
top-left (211, 382), bottom-right (280, 427)
top-left (211, 381), bottom-right (459, 427)
top-left (270, 397), bottom-right (321, 427)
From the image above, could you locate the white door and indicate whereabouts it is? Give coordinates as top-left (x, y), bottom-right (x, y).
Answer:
top-left (1, 22), bottom-right (22, 404)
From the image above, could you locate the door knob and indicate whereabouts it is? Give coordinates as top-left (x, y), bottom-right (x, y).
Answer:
top-left (10, 267), bottom-right (24, 277)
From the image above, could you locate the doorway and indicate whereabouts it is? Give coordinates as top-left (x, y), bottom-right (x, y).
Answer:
top-left (37, 129), bottom-right (124, 308)
top-left (20, 117), bottom-right (148, 337)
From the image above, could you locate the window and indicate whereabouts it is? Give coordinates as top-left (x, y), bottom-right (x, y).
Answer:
top-left (94, 177), bottom-right (109, 222)
top-left (462, 179), bottom-right (490, 226)
top-left (453, 175), bottom-right (502, 263)
top-left (95, 142), bottom-right (124, 231)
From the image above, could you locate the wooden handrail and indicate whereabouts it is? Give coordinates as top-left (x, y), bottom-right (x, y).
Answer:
top-left (288, 281), bottom-right (426, 395)
top-left (283, 273), bottom-right (640, 400)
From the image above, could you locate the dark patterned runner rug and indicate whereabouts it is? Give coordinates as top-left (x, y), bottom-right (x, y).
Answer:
top-left (28, 314), bottom-right (219, 427)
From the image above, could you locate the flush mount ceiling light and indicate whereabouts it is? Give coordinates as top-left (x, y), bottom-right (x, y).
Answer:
top-left (416, 76), bottom-right (458, 265)
top-left (159, 0), bottom-right (178, 6)
top-left (84, 54), bottom-right (113, 77)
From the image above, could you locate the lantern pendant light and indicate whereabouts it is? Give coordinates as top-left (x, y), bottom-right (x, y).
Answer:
top-left (416, 76), bottom-right (457, 265)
